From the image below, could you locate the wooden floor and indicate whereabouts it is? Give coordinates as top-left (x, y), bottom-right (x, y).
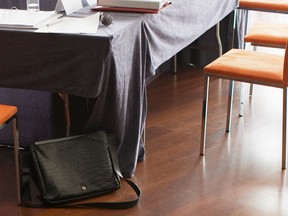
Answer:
top-left (1, 66), bottom-right (288, 216)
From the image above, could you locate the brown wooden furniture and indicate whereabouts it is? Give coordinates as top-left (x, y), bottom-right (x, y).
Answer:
top-left (0, 104), bottom-right (20, 204)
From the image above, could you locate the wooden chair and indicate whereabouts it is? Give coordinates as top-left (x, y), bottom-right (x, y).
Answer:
top-left (0, 104), bottom-right (20, 204)
top-left (200, 42), bottom-right (288, 169)
top-left (0, 96), bottom-right (69, 205)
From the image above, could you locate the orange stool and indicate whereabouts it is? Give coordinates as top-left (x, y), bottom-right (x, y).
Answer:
top-left (245, 22), bottom-right (288, 48)
top-left (0, 104), bottom-right (20, 204)
top-left (235, 0), bottom-right (288, 115)
top-left (201, 44), bottom-right (288, 169)
top-left (239, 0), bottom-right (288, 48)
top-left (238, 0), bottom-right (288, 46)
top-left (244, 22), bottom-right (288, 95)
top-left (239, 0), bottom-right (288, 13)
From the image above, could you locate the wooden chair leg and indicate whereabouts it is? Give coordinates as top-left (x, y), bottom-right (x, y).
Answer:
top-left (282, 87), bottom-right (287, 169)
top-left (200, 75), bottom-right (210, 155)
top-left (63, 94), bottom-right (71, 137)
top-left (12, 116), bottom-right (21, 205)
top-left (58, 93), bottom-right (71, 137)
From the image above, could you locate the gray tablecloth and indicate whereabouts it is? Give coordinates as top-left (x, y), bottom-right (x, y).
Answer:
top-left (0, 0), bottom-right (238, 177)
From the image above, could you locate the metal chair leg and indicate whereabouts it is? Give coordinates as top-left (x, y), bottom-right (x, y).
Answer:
top-left (226, 80), bottom-right (234, 132)
top-left (249, 46), bottom-right (257, 97)
top-left (282, 87), bottom-right (287, 169)
top-left (200, 76), bottom-right (210, 155)
top-left (238, 9), bottom-right (250, 116)
top-left (200, 23), bottom-right (221, 155)
top-left (173, 55), bottom-right (177, 74)
top-left (249, 84), bottom-right (254, 96)
top-left (12, 116), bottom-right (21, 205)
top-left (216, 22), bottom-right (223, 57)
top-left (239, 83), bottom-right (244, 117)
top-left (142, 122), bottom-right (146, 145)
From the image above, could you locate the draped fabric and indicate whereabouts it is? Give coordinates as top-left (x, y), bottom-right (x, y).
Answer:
top-left (0, 0), bottom-right (239, 177)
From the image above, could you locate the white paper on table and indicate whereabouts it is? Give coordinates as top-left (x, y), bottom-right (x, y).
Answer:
top-left (36, 12), bottom-right (100, 34)
top-left (55, 0), bottom-right (83, 15)
top-left (86, 0), bottom-right (96, 5)
top-left (0, 10), bottom-right (61, 29)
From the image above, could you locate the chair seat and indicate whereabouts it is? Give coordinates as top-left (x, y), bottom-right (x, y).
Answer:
top-left (239, 0), bottom-right (288, 12)
top-left (244, 23), bottom-right (288, 48)
top-left (204, 49), bottom-right (284, 86)
top-left (0, 104), bottom-right (17, 125)
top-left (201, 44), bottom-right (288, 170)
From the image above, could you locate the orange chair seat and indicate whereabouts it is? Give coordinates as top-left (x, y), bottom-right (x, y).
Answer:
top-left (204, 49), bottom-right (284, 86)
top-left (239, 0), bottom-right (288, 12)
top-left (244, 23), bottom-right (288, 47)
top-left (0, 104), bottom-right (17, 125)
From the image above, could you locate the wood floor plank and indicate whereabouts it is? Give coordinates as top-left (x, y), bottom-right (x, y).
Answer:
top-left (1, 66), bottom-right (288, 216)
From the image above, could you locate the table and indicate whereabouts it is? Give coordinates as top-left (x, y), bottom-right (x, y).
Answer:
top-left (0, 0), bottom-right (239, 177)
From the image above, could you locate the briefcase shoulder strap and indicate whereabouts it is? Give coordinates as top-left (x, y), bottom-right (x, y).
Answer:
top-left (67, 179), bottom-right (141, 209)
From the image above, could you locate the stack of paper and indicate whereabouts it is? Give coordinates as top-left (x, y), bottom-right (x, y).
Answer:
top-left (97, 0), bottom-right (169, 10)
top-left (0, 9), bottom-right (61, 29)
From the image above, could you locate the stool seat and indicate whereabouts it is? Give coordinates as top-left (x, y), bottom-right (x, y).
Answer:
top-left (239, 0), bottom-right (288, 12)
top-left (0, 104), bottom-right (17, 125)
top-left (244, 23), bottom-right (288, 48)
top-left (201, 43), bottom-right (288, 170)
top-left (204, 49), bottom-right (284, 86)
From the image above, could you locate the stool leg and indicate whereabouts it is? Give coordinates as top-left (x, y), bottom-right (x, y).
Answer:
top-left (200, 75), bottom-right (210, 155)
top-left (282, 87), bottom-right (287, 169)
top-left (226, 80), bottom-right (234, 132)
top-left (12, 116), bottom-right (21, 205)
